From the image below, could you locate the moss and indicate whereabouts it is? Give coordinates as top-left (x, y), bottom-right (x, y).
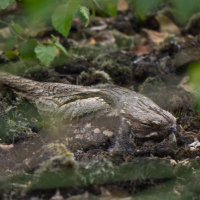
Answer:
top-left (0, 90), bottom-right (41, 143)
top-left (78, 69), bottom-right (111, 85)
top-left (31, 143), bottom-right (77, 189)
top-left (93, 52), bottom-right (133, 85)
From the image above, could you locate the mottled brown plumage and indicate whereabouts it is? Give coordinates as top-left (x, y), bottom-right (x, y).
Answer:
top-left (0, 71), bottom-right (177, 154)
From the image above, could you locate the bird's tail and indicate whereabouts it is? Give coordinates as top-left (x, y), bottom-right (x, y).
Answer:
top-left (0, 71), bottom-right (44, 99)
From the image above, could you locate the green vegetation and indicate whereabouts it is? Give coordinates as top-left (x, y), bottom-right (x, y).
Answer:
top-left (1, 0), bottom-right (200, 67)
top-left (188, 62), bottom-right (200, 110)
top-left (1, 1), bottom-right (200, 199)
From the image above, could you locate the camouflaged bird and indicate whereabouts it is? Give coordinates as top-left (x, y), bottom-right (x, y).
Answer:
top-left (0, 71), bottom-right (177, 154)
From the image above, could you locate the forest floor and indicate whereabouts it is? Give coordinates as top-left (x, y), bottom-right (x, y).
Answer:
top-left (1, 5), bottom-right (200, 200)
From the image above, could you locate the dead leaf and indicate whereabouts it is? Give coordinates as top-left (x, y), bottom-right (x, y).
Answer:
top-left (143, 28), bottom-right (170, 46)
top-left (118, 0), bottom-right (129, 11)
top-left (88, 38), bottom-right (97, 45)
top-left (133, 44), bottom-right (152, 56)
top-left (91, 31), bottom-right (115, 46)
top-left (156, 15), bottom-right (180, 35)
top-left (178, 76), bottom-right (195, 93)
top-left (0, 27), bottom-right (10, 39)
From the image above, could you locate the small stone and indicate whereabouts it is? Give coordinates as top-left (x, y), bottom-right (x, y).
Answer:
top-left (103, 130), bottom-right (114, 137)
top-left (170, 159), bottom-right (177, 166)
top-left (50, 190), bottom-right (64, 200)
top-left (75, 134), bottom-right (84, 139)
top-left (0, 144), bottom-right (14, 151)
top-left (93, 128), bottom-right (101, 134)
top-left (85, 123), bottom-right (91, 128)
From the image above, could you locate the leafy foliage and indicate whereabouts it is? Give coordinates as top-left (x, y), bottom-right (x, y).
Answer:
top-left (0, 0), bottom-right (15, 10)
top-left (1, 0), bottom-right (200, 67)
top-left (52, 0), bottom-right (82, 37)
top-left (34, 45), bottom-right (57, 67)
top-left (19, 39), bottom-right (37, 60)
top-left (171, 0), bottom-right (200, 24)
top-left (78, 6), bottom-right (90, 27)
top-left (128, 0), bottom-right (163, 20)
top-left (23, 0), bottom-right (57, 25)
top-left (188, 62), bottom-right (200, 110)
top-left (95, 0), bottom-right (118, 16)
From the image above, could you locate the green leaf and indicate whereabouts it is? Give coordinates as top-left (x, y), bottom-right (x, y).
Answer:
top-left (52, 0), bottom-right (82, 37)
top-left (19, 39), bottom-right (37, 60)
top-left (51, 35), bottom-right (68, 56)
top-left (10, 22), bottom-right (24, 35)
top-left (95, 0), bottom-right (118, 16)
top-left (188, 62), bottom-right (200, 110)
top-left (23, 0), bottom-right (57, 25)
top-left (171, 0), bottom-right (200, 24)
top-left (0, 0), bottom-right (15, 10)
top-left (78, 6), bottom-right (90, 27)
top-left (129, 0), bottom-right (162, 20)
top-left (188, 62), bottom-right (200, 87)
top-left (54, 41), bottom-right (68, 56)
top-left (4, 50), bottom-right (19, 60)
top-left (5, 36), bottom-right (16, 51)
top-left (34, 44), bottom-right (57, 66)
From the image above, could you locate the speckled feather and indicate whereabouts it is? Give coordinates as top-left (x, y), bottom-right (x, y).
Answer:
top-left (0, 71), bottom-right (176, 139)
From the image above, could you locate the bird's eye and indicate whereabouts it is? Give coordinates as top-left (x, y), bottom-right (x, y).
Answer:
top-left (168, 126), bottom-right (177, 134)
